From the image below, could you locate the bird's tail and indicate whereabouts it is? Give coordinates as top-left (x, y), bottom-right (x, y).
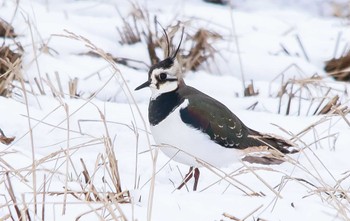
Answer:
top-left (247, 129), bottom-right (299, 154)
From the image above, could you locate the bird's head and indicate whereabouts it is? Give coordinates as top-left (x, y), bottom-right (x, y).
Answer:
top-left (135, 28), bottom-right (184, 98)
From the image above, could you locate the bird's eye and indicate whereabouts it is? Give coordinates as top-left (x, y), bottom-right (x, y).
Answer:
top-left (159, 73), bottom-right (167, 81)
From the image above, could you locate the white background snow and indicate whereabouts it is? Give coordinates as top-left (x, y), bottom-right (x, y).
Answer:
top-left (0, 0), bottom-right (350, 220)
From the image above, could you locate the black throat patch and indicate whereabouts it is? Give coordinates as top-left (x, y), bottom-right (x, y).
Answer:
top-left (149, 89), bottom-right (184, 126)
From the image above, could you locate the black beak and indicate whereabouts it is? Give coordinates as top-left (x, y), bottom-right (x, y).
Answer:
top-left (135, 80), bottom-right (151, 90)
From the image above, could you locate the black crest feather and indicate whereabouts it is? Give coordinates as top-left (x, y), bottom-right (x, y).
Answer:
top-left (172, 27), bottom-right (184, 60)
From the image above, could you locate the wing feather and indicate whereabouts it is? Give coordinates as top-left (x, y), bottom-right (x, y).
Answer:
top-left (178, 86), bottom-right (297, 153)
top-left (180, 96), bottom-right (247, 149)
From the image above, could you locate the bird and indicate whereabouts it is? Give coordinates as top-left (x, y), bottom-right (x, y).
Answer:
top-left (135, 32), bottom-right (298, 191)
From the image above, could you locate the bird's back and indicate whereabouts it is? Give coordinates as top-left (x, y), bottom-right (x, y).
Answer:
top-left (177, 84), bottom-right (296, 154)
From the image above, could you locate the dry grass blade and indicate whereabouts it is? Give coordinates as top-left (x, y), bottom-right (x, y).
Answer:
top-left (222, 204), bottom-right (264, 221)
top-left (244, 80), bottom-right (259, 97)
top-left (295, 34), bottom-right (309, 62)
top-left (198, 160), bottom-right (259, 196)
top-left (79, 51), bottom-right (149, 71)
top-left (0, 157), bottom-right (28, 182)
top-left (271, 65), bottom-right (348, 117)
top-left (146, 21), bottom-right (160, 66)
top-left (312, 88), bottom-right (331, 115)
top-left (182, 28), bottom-right (222, 71)
top-left (42, 175), bottom-right (46, 221)
top-left (69, 77), bottom-right (79, 98)
top-left (5, 172), bottom-right (22, 220)
top-left (0, 214), bottom-right (11, 220)
top-left (229, 4), bottom-right (247, 95)
top-left (317, 95), bottom-right (340, 115)
top-left (80, 158), bottom-right (101, 201)
top-left (0, 18), bottom-right (17, 38)
top-left (33, 77), bottom-right (45, 95)
top-left (223, 212), bottom-right (240, 221)
top-left (242, 204), bottom-right (264, 221)
top-left (21, 194), bottom-right (31, 221)
top-left (246, 101), bottom-right (259, 111)
top-left (147, 147), bottom-right (158, 221)
top-left (204, 0), bottom-right (228, 4)
top-left (98, 109), bottom-right (123, 197)
top-left (116, 8), bottom-right (141, 45)
top-left (325, 51), bottom-right (350, 81)
top-left (332, 105), bottom-right (350, 127)
top-left (106, 192), bottom-right (129, 221)
top-left (74, 205), bottom-right (106, 221)
top-left (0, 46), bottom-right (22, 97)
top-left (241, 161), bottom-right (283, 199)
top-left (0, 128), bottom-right (15, 145)
top-left (54, 71), bottom-right (65, 98)
top-left (18, 71), bottom-right (38, 215)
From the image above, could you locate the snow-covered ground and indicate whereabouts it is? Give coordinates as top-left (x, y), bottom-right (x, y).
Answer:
top-left (1, 0), bottom-right (350, 220)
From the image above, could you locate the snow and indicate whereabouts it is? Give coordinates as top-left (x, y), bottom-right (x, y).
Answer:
top-left (1, 0), bottom-right (349, 220)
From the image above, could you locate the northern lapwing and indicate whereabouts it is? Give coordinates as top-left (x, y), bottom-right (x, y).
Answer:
top-left (135, 32), bottom-right (298, 191)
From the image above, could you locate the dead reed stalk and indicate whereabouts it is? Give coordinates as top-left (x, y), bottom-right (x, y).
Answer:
top-left (0, 46), bottom-right (21, 97)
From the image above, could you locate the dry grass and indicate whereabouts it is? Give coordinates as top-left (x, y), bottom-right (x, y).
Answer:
top-left (0, 46), bottom-right (22, 97)
top-left (0, 128), bottom-right (15, 145)
top-left (53, 30), bottom-right (155, 220)
top-left (270, 64), bottom-right (349, 116)
top-left (244, 80), bottom-right (259, 97)
top-left (325, 51), bottom-right (350, 81)
top-left (0, 21), bottom-right (142, 220)
top-left (114, 3), bottom-right (223, 72)
top-left (1, 2), bottom-right (350, 221)
top-left (68, 77), bottom-right (79, 98)
top-left (1, 75), bottom-right (135, 221)
top-left (331, 1), bottom-right (350, 18)
top-left (2, 42), bottom-right (349, 221)
top-left (0, 18), bottom-right (16, 38)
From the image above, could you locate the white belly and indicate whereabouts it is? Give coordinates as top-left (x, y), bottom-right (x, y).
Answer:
top-left (150, 101), bottom-right (240, 167)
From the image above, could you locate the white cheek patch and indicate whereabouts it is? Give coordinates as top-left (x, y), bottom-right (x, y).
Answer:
top-left (150, 75), bottom-right (178, 100)
top-left (149, 62), bottom-right (181, 99)
top-left (150, 74), bottom-right (158, 87)
top-left (151, 81), bottom-right (178, 99)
